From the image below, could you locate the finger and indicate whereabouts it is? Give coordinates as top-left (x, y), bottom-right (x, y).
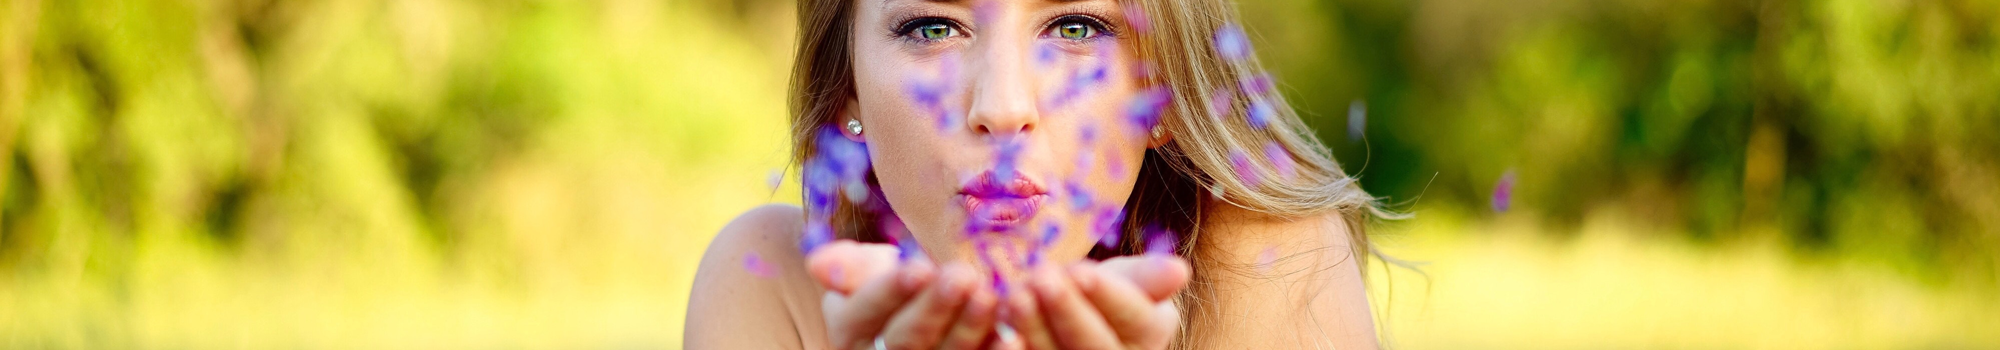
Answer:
top-left (1071, 264), bottom-right (1178, 347)
top-left (1000, 278), bottom-right (1058, 350)
top-left (1095, 255), bottom-right (1191, 302)
top-left (940, 266), bottom-right (1002, 350)
top-left (1028, 263), bottom-right (1121, 349)
top-left (808, 240), bottom-right (907, 295)
top-left (985, 324), bottom-right (1024, 350)
top-left (825, 259), bottom-right (936, 349)
top-left (879, 263), bottom-right (977, 349)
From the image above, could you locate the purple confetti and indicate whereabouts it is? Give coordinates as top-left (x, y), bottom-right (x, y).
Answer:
top-left (1035, 43), bottom-right (1059, 68)
top-left (1246, 98), bottom-right (1275, 129)
top-left (802, 159), bottom-right (838, 214)
top-left (1123, 3), bottom-right (1152, 34)
top-left (1229, 150), bottom-right (1262, 188)
top-left (1043, 58), bottom-right (1112, 110)
top-left (1208, 87), bottom-right (1235, 122)
top-left (994, 139), bottom-right (1024, 181)
top-left (743, 253), bottom-right (776, 278)
top-left (1257, 246), bottom-right (1278, 273)
top-left (1064, 182), bottom-right (1096, 209)
top-left (1124, 87), bottom-right (1173, 132)
top-left (800, 220), bottom-right (833, 253)
top-left (1214, 24), bottom-right (1250, 62)
top-left (1347, 99), bottom-right (1367, 142)
top-left (905, 54), bottom-right (962, 131)
top-left (1040, 223), bottom-right (1062, 248)
top-left (1263, 141), bottom-right (1296, 181)
top-left (1144, 225), bottom-right (1178, 256)
top-left (1240, 73), bottom-right (1274, 97)
top-left (1093, 207), bottom-right (1125, 249)
top-left (973, 0), bottom-right (998, 25)
top-left (1104, 149), bottom-right (1127, 179)
top-left (1493, 170), bottom-right (1516, 213)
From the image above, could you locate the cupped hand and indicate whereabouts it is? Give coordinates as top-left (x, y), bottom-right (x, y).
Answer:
top-left (808, 240), bottom-right (1004, 350)
top-left (996, 255), bottom-right (1192, 350)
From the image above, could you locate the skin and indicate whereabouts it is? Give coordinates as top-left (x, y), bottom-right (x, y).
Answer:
top-left (687, 0), bottom-right (1379, 349)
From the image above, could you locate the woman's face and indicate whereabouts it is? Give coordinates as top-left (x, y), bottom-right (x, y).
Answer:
top-left (847, 0), bottom-right (1154, 276)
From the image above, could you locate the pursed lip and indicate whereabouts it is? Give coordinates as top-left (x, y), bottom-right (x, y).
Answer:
top-left (958, 171), bottom-right (1048, 233)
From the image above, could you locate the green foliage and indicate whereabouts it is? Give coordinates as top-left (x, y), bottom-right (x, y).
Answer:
top-left (1246, 0), bottom-right (2000, 282)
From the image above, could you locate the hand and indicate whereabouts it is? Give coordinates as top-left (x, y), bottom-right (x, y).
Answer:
top-left (808, 240), bottom-right (1004, 350)
top-left (997, 255), bottom-right (1192, 350)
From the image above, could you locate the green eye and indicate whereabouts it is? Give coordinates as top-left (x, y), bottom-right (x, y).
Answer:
top-left (917, 24), bottom-right (957, 40)
top-left (1056, 23), bottom-right (1096, 40)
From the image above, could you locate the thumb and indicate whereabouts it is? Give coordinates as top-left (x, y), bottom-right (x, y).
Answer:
top-left (806, 240), bottom-right (906, 295)
top-left (1094, 255), bottom-right (1192, 302)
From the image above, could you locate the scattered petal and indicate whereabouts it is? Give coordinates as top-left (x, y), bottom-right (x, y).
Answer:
top-left (1264, 141), bottom-right (1296, 181)
top-left (1214, 24), bottom-right (1250, 62)
top-left (1065, 181), bottom-right (1093, 210)
top-left (1208, 87), bottom-right (1235, 122)
top-left (1246, 98), bottom-right (1275, 129)
top-left (1094, 207), bottom-right (1125, 249)
top-left (743, 253), bottom-right (776, 278)
top-left (1493, 170), bottom-right (1517, 213)
top-left (1122, 3), bottom-right (1152, 34)
top-left (1240, 73), bottom-right (1274, 97)
top-left (1144, 225), bottom-right (1178, 256)
top-left (994, 139), bottom-right (1024, 181)
top-left (1124, 87), bottom-right (1173, 131)
top-left (1229, 149), bottom-right (1262, 188)
top-left (1256, 246), bottom-right (1279, 273)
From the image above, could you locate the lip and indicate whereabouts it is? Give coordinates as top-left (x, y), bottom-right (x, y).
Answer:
top-left (958, 170), bottom-right (1049, 233)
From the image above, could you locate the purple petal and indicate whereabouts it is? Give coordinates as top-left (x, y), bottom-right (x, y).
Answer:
top-left (1229, 150), bottom-right (1262, 188)
top-left (1263, 142), bottom-right (1296, 180)
top-left (1123, 3), bottom-right (1152, 34)
top-left (1208, 87), bottom-right (1235, 122)
top-left (1246, 98), bottom-right (1275, 130)
top-left (1065, 181), bottom-right (1093, 210)
top-left (1257, 246), bottom-right (1278, 273)
top-left (1034, 43), bottom-right (1059, 68)
top-left (1124, 87), bottom-right (1173, 131)
top-left (1040, 222), bottom-right (1062, 248)
top-left (1144, 225), bottom-right (1178, 256)
top-left (994, 139), bottom-right (1024, 181)
top-left (1240, 73), bottom-right (1274, 97)
top-left (1214, 24), bottom-right (1250, 62)
top-left (1493, 170), bottom-right (1517, 213)
top-left (800, 220), bottom-right (833, 253)
top-left (743, 253), bottom-right (776, 278)
top-left (1094, 207), bottom-right (1125, 249)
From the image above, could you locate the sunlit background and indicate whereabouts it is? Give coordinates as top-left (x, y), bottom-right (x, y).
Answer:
top-left (1, 0), bottom-right (1996, 348)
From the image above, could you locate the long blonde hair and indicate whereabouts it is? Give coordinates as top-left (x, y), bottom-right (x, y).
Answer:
top-left (788, 0), bottom-right (1390, 347)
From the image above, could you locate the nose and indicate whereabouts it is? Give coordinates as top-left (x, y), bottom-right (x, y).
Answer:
top-left (965, 28), bottom-right (1039, 139)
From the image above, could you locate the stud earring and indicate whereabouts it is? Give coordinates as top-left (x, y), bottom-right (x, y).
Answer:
top-left (847, 119), bottom-right (864, 136)
top-left (1150, 125), bottom-right (1164, 139)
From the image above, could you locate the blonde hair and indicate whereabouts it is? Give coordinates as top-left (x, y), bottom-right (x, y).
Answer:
top-left (789, 0), bottom-right (1390, 347)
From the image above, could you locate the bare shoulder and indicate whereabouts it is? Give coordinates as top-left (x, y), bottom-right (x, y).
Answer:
top-left (1194, 203), bottom-right (1379, 349)
top-left (685, 204), bottom-right (828, 349)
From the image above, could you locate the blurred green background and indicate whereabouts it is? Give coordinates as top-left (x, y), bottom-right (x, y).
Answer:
top-left (1, 0), bottom-right (1995, 348)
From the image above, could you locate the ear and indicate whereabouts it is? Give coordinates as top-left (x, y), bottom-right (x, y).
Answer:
top-left (841, 98), bottom-right (866, 143)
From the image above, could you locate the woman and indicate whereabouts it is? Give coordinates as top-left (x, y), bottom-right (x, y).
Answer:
top-left (687, 0), bottom-right (1386, 348)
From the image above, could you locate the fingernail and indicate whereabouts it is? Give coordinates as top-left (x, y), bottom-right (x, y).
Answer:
top-left (1068, 265), bottom-right (1097, 292)
top-left (901, 264), bottom-right (933, 290)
